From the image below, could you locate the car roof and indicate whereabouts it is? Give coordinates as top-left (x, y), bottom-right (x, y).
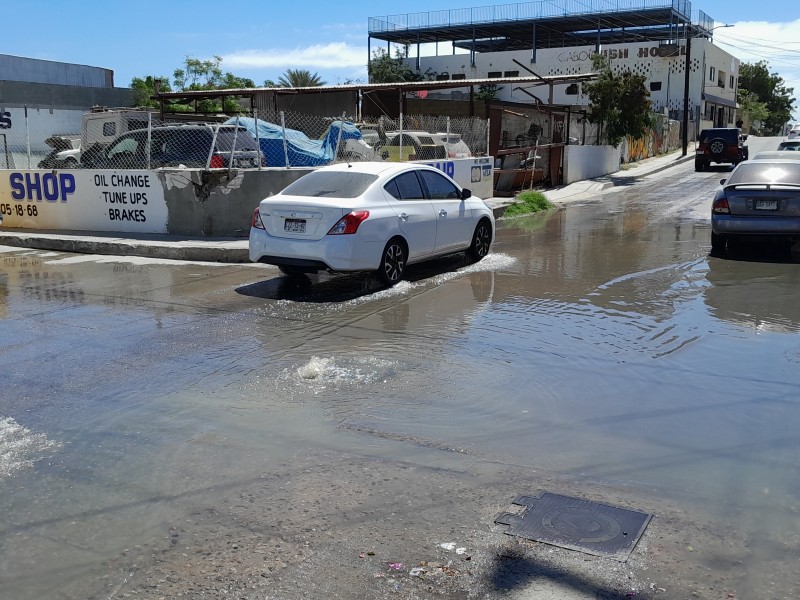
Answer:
top-left (313, 161), bottom-right (449, 178)
top-left (752, 151), bottom-right (800, 160)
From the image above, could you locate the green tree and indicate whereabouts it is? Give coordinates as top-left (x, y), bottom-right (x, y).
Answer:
top-left (737, 90), bottom-right (769, 131)
top-left (474, 83), bottom-right (502, 102)
top-left (173, 55), bottom-right (224, 90)
top-left (582, 54), bottom-right (654, 147)
top-left (738, 61), bottom-right (795, 135)
top-left (368, 48), bottom-right (424, 84)
top-left (274, 69), bottom-right (326, 87)
top-left (130, 75), bottom-right (170, 107)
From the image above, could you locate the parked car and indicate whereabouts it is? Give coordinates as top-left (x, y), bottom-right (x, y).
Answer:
top-left (786, 126), bottom-right (800, 140)
top-left (38, 134), bottom-right (82, 169)
top-left (380, 131), bottom-right (448, 162)
top-left (752, 151), bottom-right (800, 160)
top-left (84, 124), bottom-right (265, 169)
top-left (710, 158), bottom-right (800, 255)
top-left (249, 161), bottom-right (494, 285)
top-left (695, 127), bottom-right (748, 171)
top-left (777, 140), bottom-right (800, 151)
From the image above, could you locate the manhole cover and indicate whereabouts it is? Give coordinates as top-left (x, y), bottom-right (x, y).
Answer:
top-left (495, 492), bottom-right (652, 561)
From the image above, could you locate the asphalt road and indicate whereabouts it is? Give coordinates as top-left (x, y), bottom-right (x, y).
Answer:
top-left (2, 137), bottom-right (799, 600)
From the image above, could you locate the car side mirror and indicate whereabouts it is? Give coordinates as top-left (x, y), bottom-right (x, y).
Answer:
top-left (461, 188), bottom-right (472, 200)
top-left (720, 179), bottom-right (727, 185)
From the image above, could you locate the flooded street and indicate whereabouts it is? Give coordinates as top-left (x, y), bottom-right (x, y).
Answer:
top-left (2, 145), bottom-right (800, 599)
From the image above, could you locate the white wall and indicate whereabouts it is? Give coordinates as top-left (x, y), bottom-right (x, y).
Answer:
top-left (563, 144), bottom-right (620, 184)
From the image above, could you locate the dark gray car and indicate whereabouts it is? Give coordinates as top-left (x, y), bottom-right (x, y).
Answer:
top-left (711, 158), bottom-right (800, 254)
top-left (84, 124), bottom-right (265, 169)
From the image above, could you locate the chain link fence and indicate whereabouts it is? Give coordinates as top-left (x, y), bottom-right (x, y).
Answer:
top-left (0, 108), bottom-right (492, 171)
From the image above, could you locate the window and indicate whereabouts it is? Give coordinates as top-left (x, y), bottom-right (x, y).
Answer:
top-left (451, 73), bottom-right (466, 80)
top-left (565, 83), bottom-right (579, 95)
top-left (649, 81), bottom-right (662, 91)
top-left (106, 134), bottom-right (141, 158)
top-left (730, 75), bottom-right (735, 88)
top-left (281, 171), bottom-right (378, 198)
top-left (385, 171), bottom-right (425, 200)
top-left (718, 70), bottom-right (726, 88)
top-left (709, 66), bottom-right (716, 82)
top-left (435, 73), bottom-right (450, 81)
top-left (503, 70), bottom-right (519, 77)
top-left (488, 71), bottom-right (502, 78)
top-left (103, 122), bottom-right (117, 137)
top-left (418, 170), bottom-right (460, 200)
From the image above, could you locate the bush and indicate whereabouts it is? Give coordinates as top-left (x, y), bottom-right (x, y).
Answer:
top-left (503, 190), bottom-right (554, 217)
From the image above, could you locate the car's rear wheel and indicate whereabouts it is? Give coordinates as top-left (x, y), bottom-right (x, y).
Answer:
top-left (467, 218), bottom-right (492, 263)
top-left (710, 232), bottom-right (728, 256)
top-left (376, 237), bottom-right (407, 285)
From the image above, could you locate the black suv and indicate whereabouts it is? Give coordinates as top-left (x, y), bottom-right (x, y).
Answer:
top-left (695, 128), bottom-right (748, 171)
top-left (83, 124), bottom-right (265, 169)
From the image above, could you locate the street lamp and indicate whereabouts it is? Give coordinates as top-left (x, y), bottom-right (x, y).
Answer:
top-left (681, 24), bottom-right (734, 156)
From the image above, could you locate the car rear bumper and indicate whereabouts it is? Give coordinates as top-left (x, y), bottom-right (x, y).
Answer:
top-left (712, 215), bottom-right (800, 236)
top-left (248, 227), bottom-right (383, 272)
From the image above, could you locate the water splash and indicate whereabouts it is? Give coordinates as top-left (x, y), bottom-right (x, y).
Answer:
top-left (0, 416), bottom-right (62, 480)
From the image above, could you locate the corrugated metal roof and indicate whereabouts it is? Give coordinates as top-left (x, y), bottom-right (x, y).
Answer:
top-left (154, 73), bottom-right (599, 100)
top-left (0, 54), bottom-right (114, 88)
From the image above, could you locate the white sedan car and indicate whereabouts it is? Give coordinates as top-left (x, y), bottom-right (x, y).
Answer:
top-left (249, 162), bottom-right (494, 285)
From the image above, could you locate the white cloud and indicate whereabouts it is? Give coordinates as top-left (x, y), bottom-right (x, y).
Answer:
top-left (221, 43), bottom-right (366, 70)
top-left (714, 20), bottom-right (800, 87)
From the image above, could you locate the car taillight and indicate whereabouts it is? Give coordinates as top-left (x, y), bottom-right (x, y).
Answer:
top-left (209, 155), bottom-right (225, 169)
top-left (712, 196), bottom-right (730, 214)
top-left (327, 211), bottom-right (370, 235)
top-left (251, 207), bottom-right (265, 229)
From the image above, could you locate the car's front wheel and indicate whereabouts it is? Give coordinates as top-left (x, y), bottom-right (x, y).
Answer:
top-left (376, 237), bottom-right (407, 285)
top-left (467, 219), bottom-right (492, 263)
top-left (710, 232), bottom-right (728, 255)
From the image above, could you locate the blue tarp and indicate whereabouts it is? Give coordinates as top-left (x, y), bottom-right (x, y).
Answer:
top-left (224, 117), bottom-right (364, 167)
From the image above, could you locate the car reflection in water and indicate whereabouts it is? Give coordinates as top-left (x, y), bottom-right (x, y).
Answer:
top-left (704, 256), bottom-right (800, 333)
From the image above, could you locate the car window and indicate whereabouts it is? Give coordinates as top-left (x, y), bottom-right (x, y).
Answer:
top-left (418, 170), bottom-right (460, 200)
top-left (106, 134), bottom-right (142, 157)
top-left (215, 128), bottom-right (257, 151)
top-left (162, 130), bottom-right (210, 156)
top-left (726, 162), bottom-right (800, 185)
top-left (416, 136), bottom-right (436, 145)
top-left (280, 171), bottom-right (378, 198)
top-left (385, 171), bottom-right (425, 200)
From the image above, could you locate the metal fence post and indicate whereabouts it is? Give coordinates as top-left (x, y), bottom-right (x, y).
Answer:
top-left (146, 113), bottom-right (152, 170)
top-left (334, 111), bottom-right (346, 162)
top-left (399, 113), bottom-right (404, 161)
top-left (25, 105), bottom-right (31, 169)
top-left (254, 109), bottom-right (261, 170)
top-left (446, 116), bottom-right (451, 158)
top-left (206, 124), bottom-right (219, 169)
top-left (229, 115), bottom-right (240, 177)
top-left (280, 111), bottom-right (290, 168)
top-left (486, 117), bottom-right (490, 158)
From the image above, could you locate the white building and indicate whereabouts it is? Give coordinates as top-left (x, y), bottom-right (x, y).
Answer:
top-left (369, 1), bottom-right (741, 135)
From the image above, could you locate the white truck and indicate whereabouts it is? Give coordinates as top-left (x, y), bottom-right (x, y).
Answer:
top-left (39, 107), bottom-right (158, 168)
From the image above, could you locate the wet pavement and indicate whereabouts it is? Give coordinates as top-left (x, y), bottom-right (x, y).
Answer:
top-left (2, 138), bottom-right (800, 600)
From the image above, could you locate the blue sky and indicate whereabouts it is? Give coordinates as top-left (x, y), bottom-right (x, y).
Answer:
top-left (3, 0), bottom-right (798, 117)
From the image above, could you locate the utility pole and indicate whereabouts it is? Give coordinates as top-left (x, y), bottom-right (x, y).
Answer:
top-left (681, 33), bottom-right (692, 157)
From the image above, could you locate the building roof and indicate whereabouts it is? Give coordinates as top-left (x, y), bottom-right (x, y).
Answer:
top-left (368, 1), bottom-right (717, 51)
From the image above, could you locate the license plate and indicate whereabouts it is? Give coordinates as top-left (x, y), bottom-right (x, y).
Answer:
top-left (754, 199), bottom-right (778, 211)
top-left (284, 218), bottom-right (306, 233)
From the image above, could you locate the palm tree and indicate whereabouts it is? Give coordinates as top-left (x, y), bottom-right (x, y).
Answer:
top-left (276, 69), bottom-right (326, 87)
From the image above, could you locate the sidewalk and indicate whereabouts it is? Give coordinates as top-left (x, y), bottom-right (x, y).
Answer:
top-left (0, 151), bottom-right (694, 263)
